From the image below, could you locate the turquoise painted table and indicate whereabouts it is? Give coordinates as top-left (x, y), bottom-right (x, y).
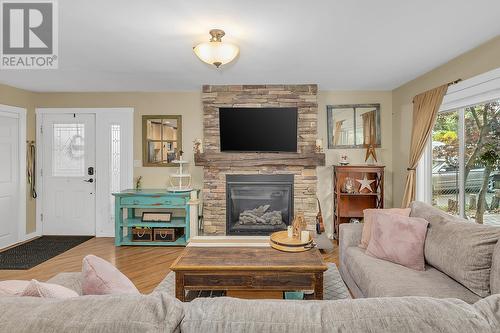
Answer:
top-left (113, 189), bottom-right (195, 246)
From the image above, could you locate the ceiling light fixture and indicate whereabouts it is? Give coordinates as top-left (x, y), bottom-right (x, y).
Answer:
top-left (193, 29), bottom-right (239, 68)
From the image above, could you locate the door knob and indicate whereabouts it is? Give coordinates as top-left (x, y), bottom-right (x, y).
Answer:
top-left (84, 178), bottom-right (94, 183)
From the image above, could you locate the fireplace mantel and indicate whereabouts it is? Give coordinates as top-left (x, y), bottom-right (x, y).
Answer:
top-left (194, 152), bottom-right (325, 167)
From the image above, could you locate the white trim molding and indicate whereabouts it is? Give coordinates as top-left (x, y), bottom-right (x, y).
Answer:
top-left (35, 108), bottom-right (134, 238)
top-left (441, 67), bottom-right (500, 112)
top-left (416, 136), bottom-right (432, 203)
top-left (0, 104), bottom-right (27, 248)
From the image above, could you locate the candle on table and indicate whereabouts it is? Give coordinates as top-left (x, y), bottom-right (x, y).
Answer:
top-left (301, 230), bottom-right (309, 243)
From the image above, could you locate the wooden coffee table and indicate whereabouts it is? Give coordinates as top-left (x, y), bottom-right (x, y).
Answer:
top-left (170, 247), bottom-right (328, 301)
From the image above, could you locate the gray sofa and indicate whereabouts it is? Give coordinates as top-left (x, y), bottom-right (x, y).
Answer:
top-left (2, 200), bottom-right (500, 332)
top-left (340, 201), bottom-right (500, 304)
top-left (0, 272), bottom-right (499, 332)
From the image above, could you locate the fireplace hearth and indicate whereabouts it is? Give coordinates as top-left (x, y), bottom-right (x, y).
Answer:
top-left (226, 174), bottom-right (294, 236)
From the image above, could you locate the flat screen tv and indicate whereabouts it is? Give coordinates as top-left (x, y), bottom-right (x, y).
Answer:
top-left (219, 107), bottom-right (298, 152)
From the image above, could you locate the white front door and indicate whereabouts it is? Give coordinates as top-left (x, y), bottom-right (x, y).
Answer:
top-left (42, 114), bottom-right (96, 235)
top-left (0, 111), bottom-right (19, 248)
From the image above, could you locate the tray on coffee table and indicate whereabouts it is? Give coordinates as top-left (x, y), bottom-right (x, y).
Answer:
top-left (269, 230), bottom-right (314, 252)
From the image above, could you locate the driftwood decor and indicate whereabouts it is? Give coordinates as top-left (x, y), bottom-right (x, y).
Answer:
top-left (292, 212), bottom-right (307, 237)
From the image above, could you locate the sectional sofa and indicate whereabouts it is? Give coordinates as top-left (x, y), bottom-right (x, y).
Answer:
top-left (1, 201), bottom-right (500, 332)
top-left (0, 275), bottom-right (499, 332)
top-left (340, 201), bottom-right (500, 303)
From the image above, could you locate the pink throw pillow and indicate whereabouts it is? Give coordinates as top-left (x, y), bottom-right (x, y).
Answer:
top-left (0, 280), bottom-right (30, 296)
top-left (82, 255), bottom-right (139, 295)
top-left (366, 212), bottom-right (429, 271)
top-left (20, 279), bottom-right (78, 298)
top-left (359, 208), bottom-right (411, 249)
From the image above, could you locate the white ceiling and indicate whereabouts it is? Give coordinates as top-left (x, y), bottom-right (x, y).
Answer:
top-left (1, 0), bottom-right (500, 92)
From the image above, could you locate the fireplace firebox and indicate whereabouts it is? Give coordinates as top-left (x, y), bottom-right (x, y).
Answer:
top-left (226, 174), bottom-right (294, 236)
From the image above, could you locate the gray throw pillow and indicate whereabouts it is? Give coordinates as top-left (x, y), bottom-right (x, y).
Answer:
top-left (490, 240), bottom-right (500, 294)
top-left (423, 211), bottom-right (500, 297)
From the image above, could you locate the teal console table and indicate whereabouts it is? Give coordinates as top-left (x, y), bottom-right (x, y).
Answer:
top-left (113, 189), bottom-right (195, 246)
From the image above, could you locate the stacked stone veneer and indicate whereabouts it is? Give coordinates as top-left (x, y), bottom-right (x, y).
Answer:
top-left (201, 84), bottom-right (319, 235)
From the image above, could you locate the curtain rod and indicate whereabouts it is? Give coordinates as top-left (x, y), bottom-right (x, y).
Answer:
top-left (448, 79), bottom-right (462, 86)
top-left (413, 79), bottom-right (462, 103)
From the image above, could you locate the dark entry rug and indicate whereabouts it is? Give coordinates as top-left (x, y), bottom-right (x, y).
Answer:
top-left (0, 236), bottom-right (93, 270)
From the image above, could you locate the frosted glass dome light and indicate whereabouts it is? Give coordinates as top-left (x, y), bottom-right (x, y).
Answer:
top-left (193, 29), bottom-right (239, 68)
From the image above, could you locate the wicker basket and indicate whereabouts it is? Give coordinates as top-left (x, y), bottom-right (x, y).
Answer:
top-left (131, 227), bottom-right (153, 242)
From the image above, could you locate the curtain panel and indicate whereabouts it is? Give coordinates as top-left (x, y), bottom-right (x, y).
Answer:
top-left (401, 84), bottom-right (448, 207)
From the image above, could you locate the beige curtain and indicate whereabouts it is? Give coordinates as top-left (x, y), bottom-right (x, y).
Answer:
top-left (362, 110), bottom-right (376, 145)
top-left (401, 84), bottom-right (448, 207)
top-left (333, 120), bottom-right (344, 145)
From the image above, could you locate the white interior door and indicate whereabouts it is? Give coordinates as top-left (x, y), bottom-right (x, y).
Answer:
top-left (42, 114), bottom-right (96, 235)
top-left (0, 111), bottom-right (19, 248)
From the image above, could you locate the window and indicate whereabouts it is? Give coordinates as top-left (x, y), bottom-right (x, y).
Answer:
top-left (109, 124), bottom-right (120, 221)
top-left (428, 101), bottom-right (499, 225)
top-left (419, 68), bottom-right (500, 225)
top-left (52, 123), bottom-right (85, 177)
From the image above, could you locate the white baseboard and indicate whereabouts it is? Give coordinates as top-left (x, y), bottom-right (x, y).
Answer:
top-left (23, 231), bottom-right (41, 241)
top-left (0, 232), bottom-right (40, 251)
top-left (96, 231), bottom-right (114, 237)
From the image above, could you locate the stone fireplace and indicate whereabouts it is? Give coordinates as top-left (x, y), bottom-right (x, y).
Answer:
top-left (226, 174), bottom-right (294, 236)
top-left (195, 84), bottom-right (325, 236)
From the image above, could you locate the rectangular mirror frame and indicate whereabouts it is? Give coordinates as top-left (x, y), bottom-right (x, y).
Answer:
top-left (327, 104), bottom-right (381, 149)
top-left (142, 115), bottom-right (182, 167)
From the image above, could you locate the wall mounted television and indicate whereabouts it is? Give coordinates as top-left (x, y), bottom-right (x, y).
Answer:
top-left (219, 107), bottom-right (298, 152)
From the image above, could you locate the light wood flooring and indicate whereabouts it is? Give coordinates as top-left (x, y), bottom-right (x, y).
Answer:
top-left (0, 237), bottom-right (338, 294)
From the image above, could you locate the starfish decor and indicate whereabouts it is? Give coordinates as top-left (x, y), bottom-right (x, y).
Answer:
top-left (356, 174), bottom-right (375, 192)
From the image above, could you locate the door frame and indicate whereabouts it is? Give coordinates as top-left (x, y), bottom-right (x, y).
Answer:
top-left (0, 104), bottom-right (27, 248)
top-left (36, 108), bottom-right (134, 237)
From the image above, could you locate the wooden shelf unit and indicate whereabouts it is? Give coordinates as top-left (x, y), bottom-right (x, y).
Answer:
top-left (333, 165), bottom-right (385, 237)
top-left (113, 189), bottom-right (197, 246)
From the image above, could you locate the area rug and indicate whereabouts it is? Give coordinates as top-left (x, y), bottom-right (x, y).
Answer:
top-left (158, 263), bottom-right (351, 301)
top-left (0, 236), bottom-right (93, 270)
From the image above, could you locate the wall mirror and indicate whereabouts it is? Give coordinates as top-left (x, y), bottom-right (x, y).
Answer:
top-left (327, 104), bottom-right (381, 148)
top-left (142, 115), bottom-right (182, 167)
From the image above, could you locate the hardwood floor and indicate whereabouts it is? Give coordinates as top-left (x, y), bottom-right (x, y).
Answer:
top-left (0, 237), bottom-right (338, 294)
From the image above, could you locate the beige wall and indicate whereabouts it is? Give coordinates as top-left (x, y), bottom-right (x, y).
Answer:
top-left (26, 92), bottom-right (202, 234)
top-left (17, 89), bottom-right (393, 237)
top-left (33, 91), bottom-right (204, 188)
top-left (317, 91), bottom-right (393, 234)
top-left (2, 35), bottom-right (498, 236)
top-left (318, 91), bottom-right (393, 205)
top-left (0, 87), bottom-right (394, 237)
top-left (392, 36), bottom-right (500, 207)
